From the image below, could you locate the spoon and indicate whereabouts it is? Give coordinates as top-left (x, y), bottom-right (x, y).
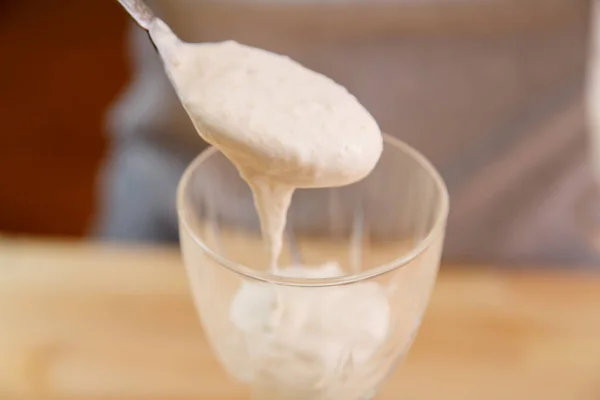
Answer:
top-left (116, 0), bottom-right (156, 30)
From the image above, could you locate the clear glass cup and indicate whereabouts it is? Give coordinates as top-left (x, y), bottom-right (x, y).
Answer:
top-left (178, 135), bottom-right (449, 399)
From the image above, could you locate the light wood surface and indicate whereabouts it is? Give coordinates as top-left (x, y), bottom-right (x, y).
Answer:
top-left (1, 237), bottom-right (600, 399)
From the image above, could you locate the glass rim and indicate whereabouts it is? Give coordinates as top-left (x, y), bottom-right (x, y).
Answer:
top-left (177, 134), bottom-right (449, 287)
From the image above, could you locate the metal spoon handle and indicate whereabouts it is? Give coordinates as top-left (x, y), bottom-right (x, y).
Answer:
top-left (116, 0), bottom-right (155, 30)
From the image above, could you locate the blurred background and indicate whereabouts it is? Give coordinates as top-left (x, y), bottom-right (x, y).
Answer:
top-left (1, 0), bottom-right (598, 265)
top-left (0, 1), bottom-right (128, 236)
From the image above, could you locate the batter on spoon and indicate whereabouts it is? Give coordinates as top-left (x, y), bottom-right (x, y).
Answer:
top-left (149, 19), bottom-right (382, 270)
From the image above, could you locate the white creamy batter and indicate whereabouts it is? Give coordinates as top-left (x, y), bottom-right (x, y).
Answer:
top-left (230, 263), bottom-right (390, 388)
top-left (231, 262), bottom-right (390, 361)
top-left (149, 18), bottom-right (389, 396)
top-left (149, 19), bottom-right (382, 268)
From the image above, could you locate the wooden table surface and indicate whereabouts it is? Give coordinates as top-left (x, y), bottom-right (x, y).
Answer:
top-left (1, 237), bottom-right (600, 400)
